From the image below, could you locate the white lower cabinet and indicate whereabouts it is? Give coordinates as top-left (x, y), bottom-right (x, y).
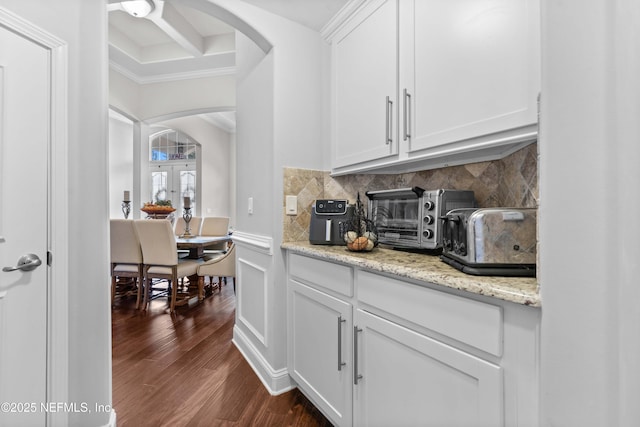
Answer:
top-left (353, 309), bottom-right (502, 427)
top-left (289, 280), bottom-right (353, 427)
top-left (287, 253), bottom-right (539, 427)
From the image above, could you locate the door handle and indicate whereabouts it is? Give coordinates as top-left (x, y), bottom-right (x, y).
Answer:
top-left (3, 254), bottom-right (42, 272)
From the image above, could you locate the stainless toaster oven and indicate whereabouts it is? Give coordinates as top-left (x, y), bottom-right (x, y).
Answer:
top-left (366, 187), bottom-right (476, 250)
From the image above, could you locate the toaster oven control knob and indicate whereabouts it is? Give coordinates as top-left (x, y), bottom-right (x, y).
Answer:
top-left (423, 229), bottom-right (434, 239)
top-left (424, 201), bottom-right (435, 211)
top-left (424, 215), bottom-right (435, 225)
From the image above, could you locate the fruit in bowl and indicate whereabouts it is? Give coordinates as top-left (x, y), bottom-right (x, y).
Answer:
top-left (345, 231), bottom-right (377, 252)
top-left (343, 194), bottom-right (378, 252)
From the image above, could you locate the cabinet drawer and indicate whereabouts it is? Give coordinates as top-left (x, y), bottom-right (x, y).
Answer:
top-left (357, 270), bottom-right (503, 356)
top-left (289, 253), bottom-right (353, 297)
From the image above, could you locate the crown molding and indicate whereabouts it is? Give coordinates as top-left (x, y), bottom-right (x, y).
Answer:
top-left (321, 0), bottom-right (369, 41)
top-left (109, 60), bottom-right (236, 85)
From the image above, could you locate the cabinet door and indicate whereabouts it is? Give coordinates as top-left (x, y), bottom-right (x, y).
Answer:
top-left (353, 309), bottom-right (503, 427)
top-left (402, 0), bottom-right (540, 154)
top-left (288, 280), bottom-right (352, 427)
top-left (332, 0), bottom-right (399, 168)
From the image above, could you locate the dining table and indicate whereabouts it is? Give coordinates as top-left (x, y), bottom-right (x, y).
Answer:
top-left (176, 235), bottom-right (232, 259)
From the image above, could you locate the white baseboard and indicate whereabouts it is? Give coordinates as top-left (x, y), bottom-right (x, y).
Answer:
top-left (232, 325), bottom-right (294, 396)
top-left (103, 410), bottom-right (116, 427)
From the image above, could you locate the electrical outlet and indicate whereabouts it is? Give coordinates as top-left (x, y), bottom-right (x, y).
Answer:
top-left (248, 197), bottom-right (254, 215)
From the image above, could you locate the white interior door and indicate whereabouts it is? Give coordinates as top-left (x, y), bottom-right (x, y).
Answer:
top-left (0, 21), bottom-right (50, 427)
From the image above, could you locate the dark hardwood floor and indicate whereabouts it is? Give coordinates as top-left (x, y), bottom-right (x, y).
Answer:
top-left (111, 279), bottom-right (333, 427)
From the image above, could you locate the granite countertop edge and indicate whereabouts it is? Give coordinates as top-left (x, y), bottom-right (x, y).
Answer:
top-left (282, 241), bottom-right (541, 307)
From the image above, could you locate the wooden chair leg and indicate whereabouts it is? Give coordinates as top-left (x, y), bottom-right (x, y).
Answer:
top-left (142, 272), bottom-right (151, 310)
top-left (197, 276), bottom-right (205, 301)
top-left (135, 276), bottom-right (143, 309)
top-left (169, 277), bottom-right (178, 313)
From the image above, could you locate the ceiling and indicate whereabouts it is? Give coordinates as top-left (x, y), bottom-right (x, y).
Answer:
top-left (108, 0), bottom-right (349, 129)
top-left (108, 0), bottom-right (350, 81)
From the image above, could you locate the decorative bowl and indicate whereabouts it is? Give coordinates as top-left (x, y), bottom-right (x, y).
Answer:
top-left (141, 205), bottom-right (176, 215)
top-left (343, 218), bottom-right (378, 252)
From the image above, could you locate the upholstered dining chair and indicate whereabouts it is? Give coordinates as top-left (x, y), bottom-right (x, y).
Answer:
top-left (174, 216), bottom-right (202, 237)
top-left (110, 219), bottom-right (144, 309)
top-left (200, 216), bottom-right (230, 253)
top-left (197, 242), bottom-right (236, 298)
top-left (134, 219), bottom-right (203, 312)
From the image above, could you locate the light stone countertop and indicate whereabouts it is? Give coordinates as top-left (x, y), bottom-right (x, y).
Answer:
top-left (282, 241), bottom-right (540, 307)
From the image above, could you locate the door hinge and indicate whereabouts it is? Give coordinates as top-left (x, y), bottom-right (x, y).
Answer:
top-left (47, 251), bottom-right (53, 266)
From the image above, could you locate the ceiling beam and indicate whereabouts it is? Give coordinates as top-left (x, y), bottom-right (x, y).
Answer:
top-left (150, 1), bottom-right (204, 57)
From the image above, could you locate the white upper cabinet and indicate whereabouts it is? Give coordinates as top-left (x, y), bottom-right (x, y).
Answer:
top-left (332, 0), bottom-right (399, 169)
top-left (401, 0), bottom-right (540, 156)
top-left (328, 0), bottom-right (541, 175)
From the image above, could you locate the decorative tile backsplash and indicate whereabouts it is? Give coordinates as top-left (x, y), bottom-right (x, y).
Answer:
top-left (283, 142), bottom-right (538, 242)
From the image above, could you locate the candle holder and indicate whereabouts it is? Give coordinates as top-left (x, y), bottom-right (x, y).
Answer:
top-left (180, 207), bottom-right (193, 238)
top-left (122, 200), bottom-right (131, 219)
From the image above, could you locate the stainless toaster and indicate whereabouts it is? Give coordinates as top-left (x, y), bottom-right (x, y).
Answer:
top-left (440, 208), bottom-right (537, 276)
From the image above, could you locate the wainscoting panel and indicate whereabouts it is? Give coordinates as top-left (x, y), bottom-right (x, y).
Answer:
top-left (237, 256), bottom-right (268, 346)
top-left (232, 231), bottom-right (293, 394)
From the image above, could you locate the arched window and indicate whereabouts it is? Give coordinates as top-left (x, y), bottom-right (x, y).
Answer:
top-left (149, 129), bottom-right (199, 212)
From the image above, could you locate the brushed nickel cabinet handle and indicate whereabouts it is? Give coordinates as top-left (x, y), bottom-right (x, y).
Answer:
top-left (354, 326), bottom-right (363, 385)
top-left (403, 88), bottom-right (411, 141)
top-left (385, 96), bottom-right (393, 145)
top-left (338, 316), bottom-right (347, 371)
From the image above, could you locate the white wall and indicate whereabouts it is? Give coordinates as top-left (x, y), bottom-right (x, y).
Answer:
top-left (109, 71), bottom-right (140, 120)
top-left (0, 1), bottom-right (112, 426)
top-left (109, 68), bottom-right (235, 122)
top-left (139, 74), bottom-right (236, 120)
top-left (108, 110), bottom-right (134, 219)
top-left (217, 0), bottom-right (326, 393)
top-left (235, 32), bottom-right (274, 236)
top-left (539, 0), bottom-right (640, 425)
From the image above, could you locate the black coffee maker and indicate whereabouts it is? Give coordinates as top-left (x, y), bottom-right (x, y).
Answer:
top-left (309, 200), bottom-right (354, 245)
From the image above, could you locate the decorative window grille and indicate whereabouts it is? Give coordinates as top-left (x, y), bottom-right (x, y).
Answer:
top-left (150, 130), bottom-right (197, 162)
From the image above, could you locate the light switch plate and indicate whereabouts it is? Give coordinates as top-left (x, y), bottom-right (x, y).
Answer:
top-left (286, 195), bottom-right (297, 215)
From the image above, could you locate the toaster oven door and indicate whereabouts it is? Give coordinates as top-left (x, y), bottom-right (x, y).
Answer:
top-left (370, 197), bottom-right (420, 245)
